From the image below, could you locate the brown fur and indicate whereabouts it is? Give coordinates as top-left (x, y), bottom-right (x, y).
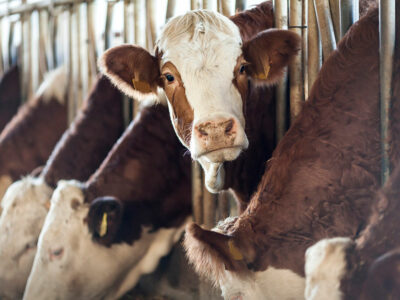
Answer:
top-left (230, 1), bottom-right (274, 42)
top-left (0, 66), bottom-right (21, 132)
top-left (185, 7), bottom-right (387, 284)
top-left (339, 162), bottom-right (400, 299)
top-left (0, 94), bottom-right (67, 181)
top-left (84, 105), bottom-right (192, 246)
top-left (41, 76), bottom-right (125, 187)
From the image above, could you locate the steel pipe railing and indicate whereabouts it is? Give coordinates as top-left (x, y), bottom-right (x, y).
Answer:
top-left (379, 0), bottom-right (396, 184)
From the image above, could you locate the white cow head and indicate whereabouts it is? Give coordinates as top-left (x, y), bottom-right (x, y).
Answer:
top-left (0, 177), bottom-right (52, 300)
top-left (100, 10), bottom-right (300, 192)
top-left (23, 180), bottom-right (188, 300)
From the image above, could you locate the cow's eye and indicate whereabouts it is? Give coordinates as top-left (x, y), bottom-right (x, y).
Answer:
top-left (165, 74), bottom-right (175, 82)
top-left (239, 64), bottom-right (246, 74)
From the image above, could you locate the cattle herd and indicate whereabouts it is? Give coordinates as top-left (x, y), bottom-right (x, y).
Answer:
top-left (0, 1), bottom-right (398, 299)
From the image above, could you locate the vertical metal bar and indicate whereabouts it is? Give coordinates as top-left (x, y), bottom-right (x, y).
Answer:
top-left (191, 161), bottom-right (203, 224)
top-left (203, 0), bottom-right (217, 10)
top-left (166, 0), bottom-right (177, 20)
top-left (8, 20), bottom-right (15, 69)
top-left (379, 0), bottom-right (396, 184)
top-left (314, 0), bottom-right (336, 60)
top-left (203, 186), bottom-right (216, 229)
top-left (218, 0), bottom-right (233, 16)
top-left (235, 0), bottom-right (246, 12)
top-left (274, 0), bottom-right (288, 140)
top-left (0, 18), bottom-right (4, 75)
top-left (191, 0), bottom-right (202, 10)
top-left (289, 0), bottom-right (304, 120)
top-left (340, 0), bottom-right (355, 38)
top-left (74, 3), bottom-right (83, 110)
top-left (146, 0), bottom-right (157, 50)
top-left (217, 190), bottom-right (230, 220)
top-left (86, 0), bottom-right (96, 88)
top-left (104, 1), bottom-right (115, 50)
top-left (38, 11), bottom-right (48, 79)
top-left (67, 5), bottom-right (74, 123)
top-left (307, 0), bottom-right (321, 94)
top-left (122, 0), bottom-right (133, 127)
top-left (134, 0), bottom-right (146, 48)
top-left (329, 0), bottom-right (340, 41)
top-left (302, 0), bottom-right (308, 100)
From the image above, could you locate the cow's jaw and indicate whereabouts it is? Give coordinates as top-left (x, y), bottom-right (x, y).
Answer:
top-left (23, 180), bottom-right (189, 300)
top-left (0, 177), bottom-right (52, 300)
top-left (158, 11), bottom-right (248, 193)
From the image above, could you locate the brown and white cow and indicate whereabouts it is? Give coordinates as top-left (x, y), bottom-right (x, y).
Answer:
top-left (305, 161), bottom-right (400, 300)
top-left (100, 1), bottom-right (300, 194)
top-left (0, 76), bottom-right (124, 300)
top-left (0, 67), bottom-right (68, 201)
top-left (0, 65), bottom-right (21, 132)
top-left (182, 6), bottom-right (394, 300)
top-left (23, 104), bottom-right (192, 300)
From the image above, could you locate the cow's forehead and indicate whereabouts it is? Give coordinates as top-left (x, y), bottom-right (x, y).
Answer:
top-left (157, 10), bottom-right (242, 75)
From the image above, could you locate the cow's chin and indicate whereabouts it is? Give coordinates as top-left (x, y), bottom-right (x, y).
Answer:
top-left (200, 146), bottom-right (243, 163)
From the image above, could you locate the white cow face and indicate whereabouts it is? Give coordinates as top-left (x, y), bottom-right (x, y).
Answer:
top-left (0, 177), bottom-right (52, 300)
top-left (100, 10), bottom-right (300, 192)
top-left (23, 180), bottom-right (188, 300)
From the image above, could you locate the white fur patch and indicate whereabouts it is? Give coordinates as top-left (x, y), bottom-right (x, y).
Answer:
top-left (219, 267), bottom-right (305, 300)
top-left (24, 180), bottom-right (190, 300)
top-left (0, 177), bottom-right (52, 300)
top-left (305, 237), bottom-right (352, 300)
top-left (35, 66), bottom-right (68, 104)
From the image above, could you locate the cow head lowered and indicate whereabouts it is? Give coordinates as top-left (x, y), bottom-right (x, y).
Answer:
top-left (100, 9), bottom-right (300, 192)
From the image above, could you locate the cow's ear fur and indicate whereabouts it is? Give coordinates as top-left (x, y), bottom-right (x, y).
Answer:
top-left (99, 44), bottom-right (161, 101)
top-left (184, 223), bottom-right (247, 285)
top-left (243, 29), bottom-right (301, 85)
top-left (87, 196), bottom-right (124, 247)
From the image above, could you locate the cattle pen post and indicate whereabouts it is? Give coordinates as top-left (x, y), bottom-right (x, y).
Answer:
top-left (379, 0), bottom-right (396, 184)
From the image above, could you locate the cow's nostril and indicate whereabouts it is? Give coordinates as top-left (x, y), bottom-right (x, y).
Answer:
top-left (224, 119), bottom-right (234, 135)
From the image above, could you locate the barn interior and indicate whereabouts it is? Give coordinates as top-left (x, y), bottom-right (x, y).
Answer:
top-left (0, 0), bottom-right (397, 299)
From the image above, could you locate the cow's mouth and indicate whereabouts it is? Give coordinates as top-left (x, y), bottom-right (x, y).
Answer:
top-left (197, 146), bottom-right (243, 163)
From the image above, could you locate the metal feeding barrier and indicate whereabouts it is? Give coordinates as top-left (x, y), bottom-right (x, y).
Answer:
top-left (0, 0), bottom-right (394, 229)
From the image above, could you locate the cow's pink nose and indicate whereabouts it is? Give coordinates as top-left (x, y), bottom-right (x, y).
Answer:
top-left (195, 118), bottom-right (237, 150)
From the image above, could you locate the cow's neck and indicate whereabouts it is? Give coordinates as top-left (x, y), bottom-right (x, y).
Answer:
top-left (0, 97), bottom-right (67, 180)
top-left (223, 84), bottom-right (275, 208)
top-left (225, 8), bottom-right (382, 277)
top-left (42, 77), bottom-right (124, 188)
top-left (85, 105), bottom-right (191, 244)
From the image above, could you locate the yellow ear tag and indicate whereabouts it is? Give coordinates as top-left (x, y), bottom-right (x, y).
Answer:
top-left (256, 63), bottom-right (270, 80)
top-left (99, 213), bottom-right (108, 237)
top-left (132, 78), bottom-right (152, 93)
top-left (228, 240), bottom-right (243, 261)
top-left (44, 201), bottom-right (51, 210)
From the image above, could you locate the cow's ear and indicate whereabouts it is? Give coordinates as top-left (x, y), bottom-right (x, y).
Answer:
top-left (87, 196), bottom-right (124, 247)
top-left (184, 223), bottom-right (247, 284)
top-left (243, 29), bottom-right (301, 85)
top-left (99, 44), bottom-right (161, 101)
